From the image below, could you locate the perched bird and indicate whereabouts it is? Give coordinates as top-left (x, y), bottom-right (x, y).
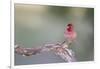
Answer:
top-left (64, 23), bottom-right (77, 44)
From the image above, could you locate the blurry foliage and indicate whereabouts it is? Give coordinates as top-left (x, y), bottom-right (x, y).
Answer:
top-left (47, 6), bottom-right (69, 16)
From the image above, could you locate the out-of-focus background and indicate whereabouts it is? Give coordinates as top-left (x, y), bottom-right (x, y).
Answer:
top-left (14, 4), bottom-right (94, 65)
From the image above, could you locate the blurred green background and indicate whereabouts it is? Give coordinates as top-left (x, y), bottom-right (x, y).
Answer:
top-left (15, 4), bottom-right (94, 65)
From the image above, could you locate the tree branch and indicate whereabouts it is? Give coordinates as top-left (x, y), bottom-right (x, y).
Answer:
top-left (15, 41), bottom-right (76, 62)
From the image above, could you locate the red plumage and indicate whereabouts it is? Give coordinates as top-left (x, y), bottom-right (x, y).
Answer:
top-left (64, 23), bottom-right (77, 43)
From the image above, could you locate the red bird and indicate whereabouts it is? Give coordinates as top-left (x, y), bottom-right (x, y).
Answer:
top-left (64, 23), bottom-right (77, 44)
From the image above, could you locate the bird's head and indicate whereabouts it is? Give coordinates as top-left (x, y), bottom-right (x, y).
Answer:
top-left (66, 23), bottom-right (73, 32)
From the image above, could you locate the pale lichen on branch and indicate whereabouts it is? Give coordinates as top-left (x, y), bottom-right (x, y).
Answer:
top-left (15, 41), bottom-right (76, 62)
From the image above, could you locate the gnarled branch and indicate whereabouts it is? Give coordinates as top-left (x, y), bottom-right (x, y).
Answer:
top-left (15, 41), bottom-right (76, 62)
